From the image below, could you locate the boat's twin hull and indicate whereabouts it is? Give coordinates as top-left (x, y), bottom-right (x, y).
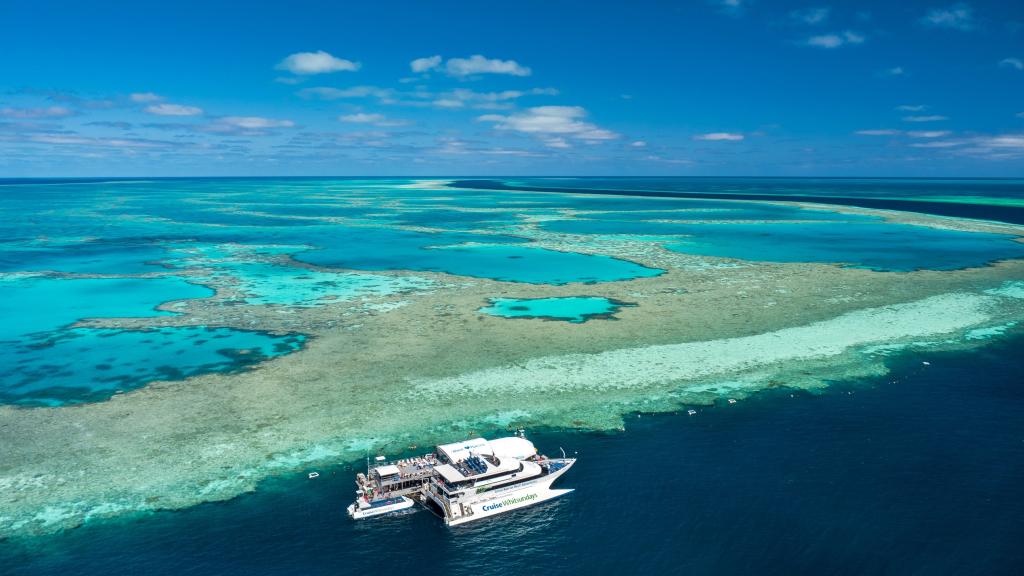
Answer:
top-left (443, 458), bottom-right (576, 526)
top-left (446, 485), bottom-right (574, 526)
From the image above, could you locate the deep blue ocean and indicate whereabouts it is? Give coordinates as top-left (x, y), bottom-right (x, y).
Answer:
top-left (2, 333), bottom-right (1022, 576)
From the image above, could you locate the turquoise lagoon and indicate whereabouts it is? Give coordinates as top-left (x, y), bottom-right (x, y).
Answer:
top-left (0, 327), bottom-right (304, 406)
top-left (0, 275), bottom-right (212, 341)
top-left (480, 296), bottom-right (634, 323)
top-left (0, 275), bottom-right (305, 406)
top-left (194, 261), bottom-right (436, 307)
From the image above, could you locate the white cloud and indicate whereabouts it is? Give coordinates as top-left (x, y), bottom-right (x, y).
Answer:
top-left (432, 87), bottom-right (558, 109)
top-left (806, 30), bottom-right (865, 48)
top-left (339, 113), bottom-right (386, 123)
top-left (477, 106), bottom-right (616, 141)
top-left (910, 141), bottom-right (961, 148)
top-left (630, 140), bottom-right (647, 147)
top-left (694, 132), bottom-right (744, 141)
top-left (144, 103), bottom-right (203, 116)
top-left (28, 134), bottom-right (170, 148)
top-left (855, 129), bottom-right (901, 136)
top-left (129, 92), bottom-right (162, 103)
top-left (896, 104), bottom-right (927, 111)
top-left (982, 135), bottom-right (1024, 148)
top-left (908, 130), bottom-right (952, 138)
top-left (208, 116), bottom-right (294, 132)
top-left (791, 7), bottom-right (830, 25)
top-left (410, 55), bottom-right (442, 73)
top-left (276, 51), bottom-right (360, 75)
top-left (921, 4), bottom-right (975, 31)
top-left (338, 112), bottom-right (406, 127)
top-left (298, 86), bottom-right (392, 100)
top-left (0, 106), bottom-right (74, 118)
top-left (645, 155), bottom-right (693, 165)
top-left (445, 55), bottom-right (531, 77)
top-left (881, 66), bottom-right (906, 76)
top-left (999, 57), bottom-right (1024, 70)
top-left (902, 115), bottom-right (948, 122)
top-left (1017, 112), bottom-right (1024, 119)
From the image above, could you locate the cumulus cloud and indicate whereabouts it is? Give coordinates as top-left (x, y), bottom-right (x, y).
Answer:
top-left (144, 103), bottom-right (203, 116)
top-left (298, 86), bottom-right (393, 100)
top-left (339, 113), bottom-right (386, 123)
top-left (0, 106), bottom-right (74, 119)
top-left (881, 66), bottom-right (906, 77)
top-left (910, 141), bottom-right (961, 148)
top-left (982, 135), bottom-right (1024, 148)
top-left (477, 106), bottom-right (616, 143)
top-left (276, 51), bottom-right (360, 75)
top-left (338, 113), bottom-right (406, 127)
top-left (204, 116), bottom-right (295, 134)
top-left (694, 132), bottom-right (744, 141)
top-left (445, 55), bottom-right (531, 77)
top-left (896, 104), bottom-right (927, 111)
top-left (431, 87), bottom-right (558, 109)
top-left (855, 129), bottom-right (901, 136)
top-left (902, 115), bottom-right (948, 122)
top-left (1000, 57), bottom-right (1024, 70)
top-left (129, 92), bottom-right (162, 103)
top-left (410, 55), bottom-right (442, 73)
top-left (806, 30), bottom-right (865, 48)
top-left (630, 141), bottom-right (647, 148)
top-left (920, 3), bottom-right (975, 31)
top-left (791, 7), bottom-right (830, 25)
top-left (27, 134), bottom-right (173, 149)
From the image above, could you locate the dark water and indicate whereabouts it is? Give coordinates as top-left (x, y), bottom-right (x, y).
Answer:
top-left (4, 334), bottom-right (1023, 576)
top-left (453, 178), bottom-right (1024, 224)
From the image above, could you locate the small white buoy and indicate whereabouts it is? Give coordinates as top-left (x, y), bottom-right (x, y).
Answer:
top-left (922, 361), bottom-right (931, 366)
top-left (728, 399), bottom-right (737, 404)
top-left (687, 409), bottom-right (697, 416)
top-left (308, 472), bottom-right (319, 479)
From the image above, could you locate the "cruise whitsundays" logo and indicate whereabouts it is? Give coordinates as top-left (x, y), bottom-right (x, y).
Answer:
top-left (480, 493), bottom-right (538, 512)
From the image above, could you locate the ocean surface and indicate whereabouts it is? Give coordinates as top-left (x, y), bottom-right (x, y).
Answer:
top-left (1, 177), bottom-right (1023, 574)
top-left (2, 332), bottom-right (1022, 575)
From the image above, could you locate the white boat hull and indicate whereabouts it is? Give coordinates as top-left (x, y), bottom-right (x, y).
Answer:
top-left (444, 459), bottom-right (575, 526)
top-left (347, 495), bottom-right (415, 519)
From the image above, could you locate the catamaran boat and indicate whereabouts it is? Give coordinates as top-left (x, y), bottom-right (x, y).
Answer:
top-left (346, 432), bottom-right (576, 526)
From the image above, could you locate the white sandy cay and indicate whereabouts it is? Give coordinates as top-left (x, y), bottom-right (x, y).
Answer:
top-left (412, 291), bottom-right (1013, 398)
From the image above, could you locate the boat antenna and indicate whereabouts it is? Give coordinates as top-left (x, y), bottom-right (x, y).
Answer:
top-left (560, 446), bottom-right (566, 458)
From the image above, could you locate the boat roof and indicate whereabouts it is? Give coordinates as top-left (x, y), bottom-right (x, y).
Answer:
top-left (436, 436), bottom-right (492, 462)
top-left (487, 436), bottom-right (536, 460)
top-left (435, 436), bottom-right (537, 462)
top-left (374, 464), bottom-right (401, 477)
top-left (434, 463), bottom-right (469, 484)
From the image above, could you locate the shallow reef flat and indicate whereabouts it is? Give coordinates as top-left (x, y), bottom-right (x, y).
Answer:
top-left (2, 179), bottom-right (1024, 539)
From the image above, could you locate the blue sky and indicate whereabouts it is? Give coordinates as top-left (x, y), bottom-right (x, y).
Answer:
top-left (1, 0), bottom-right (1022, 176)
